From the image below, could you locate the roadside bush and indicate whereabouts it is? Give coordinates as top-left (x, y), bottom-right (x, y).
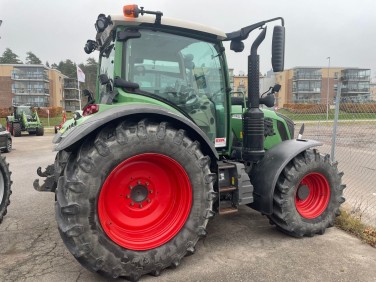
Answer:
top-left (0, 108), bottom-right (11, 118)
top-left (340, 103), bottom-right (376, 113)
top-left (282, 103), bottom-right (327, 114)
top-left (0, 106), bottom-right (64, 118)
top-left (36, 107), bottom-right (63, 118)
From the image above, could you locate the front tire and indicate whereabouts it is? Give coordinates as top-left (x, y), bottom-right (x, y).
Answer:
top-left (55, 119), bottom-right (215, 280)
top-left (13, 123), bottom-right (21, 137)
top-left (0, 154), bottom-right (12, 224)
top-left (36, 126), bottom-right (44, 136)
top-left (268, 149), bottom-right (345, 237)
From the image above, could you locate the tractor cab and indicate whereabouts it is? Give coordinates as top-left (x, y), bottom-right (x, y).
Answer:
top-left (14, 106), bottom-right (36, 122)
top-left (83, 9), bottom-right (231, 150)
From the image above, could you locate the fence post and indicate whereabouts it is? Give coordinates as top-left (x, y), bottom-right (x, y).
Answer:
top-left (331, 77), bottom-right (342, 162)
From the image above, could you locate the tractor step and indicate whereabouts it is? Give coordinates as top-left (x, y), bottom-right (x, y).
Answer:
top-left (217, 161), bottom-right (254, 216)
top-left (219, 207), bottom-right (238, 215)
top-left (218, 163), bottom-right (236, 170)
top-left (219, 186), bottom-right (237, 193)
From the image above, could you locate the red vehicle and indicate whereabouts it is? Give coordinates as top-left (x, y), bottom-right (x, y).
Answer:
top-left (54, 112), bottom-right (67, 134)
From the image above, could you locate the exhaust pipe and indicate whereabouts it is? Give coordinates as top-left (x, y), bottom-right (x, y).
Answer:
top-left (242, 28), bottom-right (267, 163)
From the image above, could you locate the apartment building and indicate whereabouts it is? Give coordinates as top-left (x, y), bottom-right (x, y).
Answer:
top-left (0, 64), bottom-right (66, 108)
top-left (341, 69), bottom-right (371, 102)
top-left (275, 67), bottom-right (371, 106)
top-left (11, 65), bottom-right (51, 106)
top-left (370, 80), bottom-right (376, 101)
top-left (0, 64), bottom-right (86, 111)
top-left (64, 78), bottom-right (81, 112)
top-left (230, 70), bottom-right (277, 99)
top-left (232, 72), bottom-right (248, 96)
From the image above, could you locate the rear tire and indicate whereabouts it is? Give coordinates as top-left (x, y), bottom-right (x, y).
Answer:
top-left (13, 123), bottom-right (21, 137)
top-left (268, 149), bottom-right (345, 237)
top-left (0, 154), bottom-right (12, 224)
top-left (55, 119), bottom-right (215, 280)
top-left (36, 126), bottom-right (44, 136)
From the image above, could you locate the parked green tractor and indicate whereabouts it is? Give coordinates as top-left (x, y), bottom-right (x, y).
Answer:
top-left (0, 153), bottom-right (11, 224)
top-left (6, 106), bottom-right (44, 137)
top-left (34, 5), bottom-right (345, 281)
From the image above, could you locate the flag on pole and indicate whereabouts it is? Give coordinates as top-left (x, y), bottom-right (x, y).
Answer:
top-left (77, 66), bottom-right (85, 83)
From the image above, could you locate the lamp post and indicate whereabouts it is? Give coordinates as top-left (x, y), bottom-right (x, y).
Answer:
top-left (326, 57), bottom-right (331, 122)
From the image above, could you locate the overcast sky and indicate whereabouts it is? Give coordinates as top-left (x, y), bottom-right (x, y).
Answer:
top-left (1, 0), bottom-right (376, 78)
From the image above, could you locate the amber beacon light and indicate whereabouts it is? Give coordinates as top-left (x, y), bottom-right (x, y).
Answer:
top-left (123, 4), bottom-right (140, 18)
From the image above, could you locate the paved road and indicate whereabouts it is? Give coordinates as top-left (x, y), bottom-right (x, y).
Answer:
top-left (0, 135), bottom-right (375, 282)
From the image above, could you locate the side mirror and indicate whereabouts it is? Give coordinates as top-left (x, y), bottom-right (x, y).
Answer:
top-left (272, 84), bottom-right (281, 93)
top-left (99, 74), bottom-right (110, 85)
top-left (83, 89), bottom-right (95, 105)
top-left (230, 40), bottom-right (244, 52)
top-left (84, 40), bottom-right (98, 54)
top-left (271, 25), bottom-right (285, 72)
top-left (260, 94), bottom-right (275, 107)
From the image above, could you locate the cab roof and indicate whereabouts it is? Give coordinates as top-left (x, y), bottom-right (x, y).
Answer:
top-left (106, 14), bottom-right (227, 41)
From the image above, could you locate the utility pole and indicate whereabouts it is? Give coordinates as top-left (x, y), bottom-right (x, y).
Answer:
top-left (326, 57), bottom-right (330, 122)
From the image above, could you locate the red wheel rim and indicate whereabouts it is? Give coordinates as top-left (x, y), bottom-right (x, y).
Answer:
top-left (98, 153), bottom-right (192, 250)
top-left (295, 172), bottom-right (330, 219)
top-left (6, 123), bottom-right (9, 132)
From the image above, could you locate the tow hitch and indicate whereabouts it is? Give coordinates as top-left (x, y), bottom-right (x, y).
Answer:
top-left (33, 165), bottom-right (56, 192)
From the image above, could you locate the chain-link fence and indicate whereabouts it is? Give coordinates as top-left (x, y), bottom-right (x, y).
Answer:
top-left (278, 97), bottom-right (376, 227)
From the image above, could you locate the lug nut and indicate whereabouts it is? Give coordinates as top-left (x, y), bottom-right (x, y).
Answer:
top-left (147, 198), bottom-right (151, 203)
top-left (139, 203), bottom-right (143, 208)
top-left (130, 201), bottom-right (134, 206)
top-left (149, 190), bottom-right (153, 194)
top-left (129, 185), bottom-right (133, 190)
top-left (137, 180), bottom-right (141, 185)
top-left (126, 194), bottom-right (130, 199)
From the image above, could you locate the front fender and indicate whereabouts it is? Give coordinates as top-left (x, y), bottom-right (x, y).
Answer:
top-left (249, 139), bottom-right (322, 215)
top-left (54, 104), bottom-right (219, 160)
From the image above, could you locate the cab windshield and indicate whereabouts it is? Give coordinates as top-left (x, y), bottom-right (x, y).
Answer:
top-left (123, 29), bottom-right (227, 143)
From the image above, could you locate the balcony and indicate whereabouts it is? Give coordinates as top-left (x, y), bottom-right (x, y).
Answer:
top-left (13, 96), bottom-right (49, 107)
top-left (64, 83), bottom-right (79, 89)
top-left (342, 75), bottom-right (370, 81)
top-left (293, 74), bottom-right (322, 80)
top-left (12, 87), bottom-right (50, 95)
top-left (64, 94), bottom-right (80, 100)
top-left (341, 88), bottom-right (370, 94)
top-left (292, 88), bottom-right (321, 94)
top-left (11, 73), bottom-right (49, 81)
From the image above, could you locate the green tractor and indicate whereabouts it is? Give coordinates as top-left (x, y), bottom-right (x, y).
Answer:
top-left (6, 106), bottom-right (44, 137)
top-left (0, 153), bottom-right (11, 224)
top-left (34, 5), bottom-right (345, 280)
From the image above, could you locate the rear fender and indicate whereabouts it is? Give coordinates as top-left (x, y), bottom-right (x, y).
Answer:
top-left (54, 104), bottom-right (219, 160)
top-left (249, 139), bottom-right (322, 215)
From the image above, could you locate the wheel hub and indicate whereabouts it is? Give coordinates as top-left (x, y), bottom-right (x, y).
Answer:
top-left (130, 184), bottom-right (149, 203)
top-left (297, 184), bottom-right (310, 201)
top-left (295, 172), bottom-right (330, 219)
